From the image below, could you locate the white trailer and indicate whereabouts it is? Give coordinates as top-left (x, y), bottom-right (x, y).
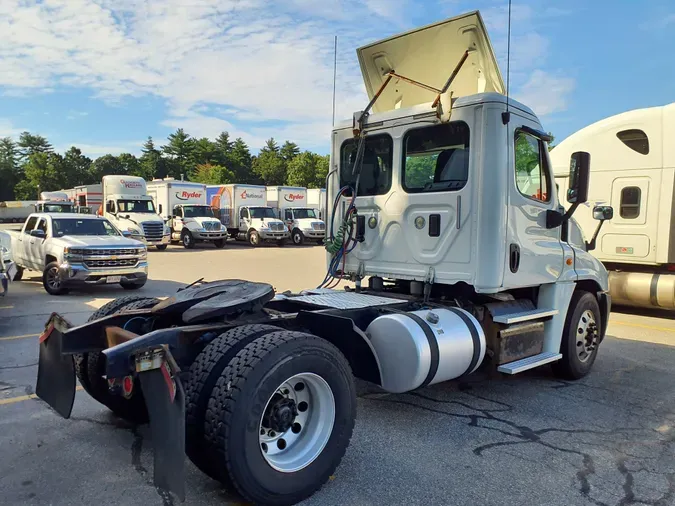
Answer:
top-left (266, 186), bottom-right (326, 244)
top-left (208, 184), bottom-right (289, 247)
top-left (550, 102), bottom-right (675, 309)
top-left (35, 191), bottom-right (75, 213)
top-left (307, 188), bottom-right (327, 219)
top-left (101, 175), bottom-right (170, 250)
top-left (0, 201), bottom-right (37, 224)
top-left (36, 11), bottom-right (614, 506)
top-left (73, 184), bottom-right (103, 214)
top-left (147, 179), bottom-right (227, 249)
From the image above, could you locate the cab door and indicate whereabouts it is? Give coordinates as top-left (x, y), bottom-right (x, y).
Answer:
top-left (502, 123), bottom-right (564, 289)
top-left (26, 218), bottom-right (49, 270)
top-left (172, 206), bottom-right (184, 235)
top-left (239, 207), bottom-right (250, 233)
top-left (15, 216), bottom-right (38, 267)
top-left (284, 209), bottom-right (294, 232)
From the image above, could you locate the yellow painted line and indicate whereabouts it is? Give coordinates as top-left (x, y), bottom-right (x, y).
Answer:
top-left (0, 305), bottom-right (14, 309)
top-left (0, 333), bottom-right (40, 341)
top-left (610, 320), bottom-right (675, 334)
top-left (0, 386), bottom-right (84, 406)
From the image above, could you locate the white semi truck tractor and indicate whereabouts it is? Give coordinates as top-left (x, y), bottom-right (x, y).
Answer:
top-left (550, 102), bottom-right (675, 309)
top-left (147, 178), bottom-right (228, 249)
top-left (266, 186), bottom-right (326, 244)
top-left (100, 175), bottom-right (170, 250)
top-left (208, 183), bottom-right (290, 247)
top-left (35, 191), bottom-right (75, 213)
top-left (35, 11), bottom-right (613, 506)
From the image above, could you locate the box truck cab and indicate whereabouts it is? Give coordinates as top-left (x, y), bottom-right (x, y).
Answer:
top-left (147, 179), bottom-right (228, 249)
top-left (208, 184), bottom-right (289, 247)
top-left (101, 175), bottom-right (170, 250)
top-left (267, 186), bottom-right (326, 244)
top-left (307, 188), bottom-right (327, 219)
top-left (35, 191), bottom-right (75, 213)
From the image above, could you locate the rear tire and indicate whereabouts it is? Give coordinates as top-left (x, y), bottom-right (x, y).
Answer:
top-left (204, 331), bottom-right (356, 505)
top-left (185, 324), bottom-right (281, 480)
top-left (75, 296), bottom-right (160, 423)
top-left (552, 290), bottom-right (602, 380)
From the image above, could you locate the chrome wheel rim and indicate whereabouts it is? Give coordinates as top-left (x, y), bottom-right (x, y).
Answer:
top-left (576, 309), bottom-right (598, 363)
top-left (46, 267), bottom-right (61, 290)
top-left (293, 232), bottom-right (301, 244)
top-left (183, 234), bottom-right (191, 246)
top-left (251, 233), bottom-right (258, 245)
top-left (259, 372), bottom-right (335, 473)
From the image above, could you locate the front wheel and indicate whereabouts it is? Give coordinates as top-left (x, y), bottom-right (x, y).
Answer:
top-left (182, 231), bottom-right (195, 249)
top-left (43, 262), bottom-right (69, 295)
top-left (249, 230), bottom-right (260, 247)
top-left (292, 229), bottom-right (304, 245)
top-left (204, 331), bottom-right (356, 506)
top-left (552, 290), bottom-right (602, 380)
top-left (156, 244), bottom-right (168, 251)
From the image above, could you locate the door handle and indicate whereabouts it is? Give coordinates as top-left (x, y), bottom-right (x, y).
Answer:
top-left (509, 243), bottom-right (520, 273)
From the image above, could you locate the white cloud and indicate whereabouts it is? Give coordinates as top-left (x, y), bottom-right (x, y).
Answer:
top-left (54, 141), bottom-right (144, 157)
top-left (0, 118), bottom-right (23, 138)
top-left (66, 110), bottom-right (89, 120)
top-left (514, 70), bottom-right (575, 117)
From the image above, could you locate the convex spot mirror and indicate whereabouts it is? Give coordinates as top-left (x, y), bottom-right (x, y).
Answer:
top-left (593, 205), bottom-right (613, 221)
top-left (567, 151), bottom-right (590, 204)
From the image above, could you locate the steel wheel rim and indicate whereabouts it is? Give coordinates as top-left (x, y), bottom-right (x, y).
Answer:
top-left (183, 234), bottom-right (191, 246)
top-left (259, 372), bottom-right (335, 473)
top-left (47, 267), bottom-right (61, 290)
top-left (293, 232), bottom-right (301, 244)
top-left (251, 233), bottom-right (258, 245)
top-left (576, 309), bottom-right (598, 363)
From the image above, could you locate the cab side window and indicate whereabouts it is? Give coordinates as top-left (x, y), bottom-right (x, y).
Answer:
top-left (106, 200), bottom-right (116, 213)
top-left (514, 131), bottom-right (551, 203)
top-left (174, 206), bottom-right (183, 218)
top-left (240, 208), bottom-right (249, 220)
top-left (37, 218), bottom-right (48, 235)
top-left (24, 217), bottom-right (38, 234)
top-left (285, 210), bottom-right (293, 221)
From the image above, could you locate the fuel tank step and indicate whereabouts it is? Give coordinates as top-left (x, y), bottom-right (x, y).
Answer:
top-left (497, 352), bottom-right (562, 374)
top-left (492, 308), bottom-right (558, 324)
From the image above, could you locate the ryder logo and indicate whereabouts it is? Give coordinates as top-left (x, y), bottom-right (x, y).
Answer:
top-left (241, 191), bottom-right (264, 199)
top-left (176, 191), bottom-right (203, 201)
top-left (283, 193), bottom-right (304, 202)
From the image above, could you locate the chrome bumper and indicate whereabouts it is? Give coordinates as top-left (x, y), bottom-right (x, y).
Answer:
top-left (303, 230), bottom-right (326, 239)
top-left (260, 230), bottom-right (290, 240)
top-left (193, 231), bottom-right (228, 240)
top-left (134, 234), bottom-right (170, 246)
top-left (59, 261), bottom-right (149, 286)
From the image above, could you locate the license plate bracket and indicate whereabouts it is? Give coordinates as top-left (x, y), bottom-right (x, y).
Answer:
top-left (106, 275), bottom-right (122, 283)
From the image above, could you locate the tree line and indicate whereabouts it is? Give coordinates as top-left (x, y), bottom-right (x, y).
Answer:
top-left (0, 129), bottom-right (329, 201)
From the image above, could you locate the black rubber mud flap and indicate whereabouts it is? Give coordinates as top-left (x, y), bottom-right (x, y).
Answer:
top-left (36, 313), bottom-right (76, 419)
top-left (137, 351), bottom-right (186, 502)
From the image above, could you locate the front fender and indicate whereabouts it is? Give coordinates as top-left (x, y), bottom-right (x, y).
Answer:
top-left (573, 246), bottom-right (609, 292)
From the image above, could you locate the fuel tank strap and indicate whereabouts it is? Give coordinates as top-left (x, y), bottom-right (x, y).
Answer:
top-left (445, 307), bottom-right (482, 377)
top-left (404, 313), bottom-right (439, 388)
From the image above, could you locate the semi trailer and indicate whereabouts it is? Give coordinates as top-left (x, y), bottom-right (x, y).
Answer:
top-left (35, 11), bottom-right (613, 506)
top-left (550, 102), bottom-right (675, 309)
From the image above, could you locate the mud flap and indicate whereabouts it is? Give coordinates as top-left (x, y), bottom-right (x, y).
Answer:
top-left (35, 313), bottom-right (76, 419)
top-left (137, 348), bottom-right (186, 502)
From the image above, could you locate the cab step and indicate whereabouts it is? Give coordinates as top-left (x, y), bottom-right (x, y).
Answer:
top-left (497, 352), bottom-right (562, 374)
top-left (492, 308), bottom-right (558, 324)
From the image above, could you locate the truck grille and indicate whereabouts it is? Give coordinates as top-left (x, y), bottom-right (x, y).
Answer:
top-left (82, 248), bottom-right (139, 256)
top-left (142, 222), bottom-right (164, 241)
top-left (203, 221), bottom-right (220, 231)
top-left (312, 222), bottom-right (325, 231)
top-left (85, 258), bottom-right (138, 269)
top-left (269, 222), bottom-right (284, 232)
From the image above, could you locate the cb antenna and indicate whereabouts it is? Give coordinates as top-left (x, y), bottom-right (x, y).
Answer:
top-left (502, 0), bottom-right (512, 125)
top-left (332, 35), bottom-right (338, 127)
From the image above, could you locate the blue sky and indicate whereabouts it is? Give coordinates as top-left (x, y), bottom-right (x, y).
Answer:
top-left (0, 0), bottom-right (673, 157)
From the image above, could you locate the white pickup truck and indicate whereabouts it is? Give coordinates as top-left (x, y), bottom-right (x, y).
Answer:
top-left (6, 213), bottom-right (148, 295)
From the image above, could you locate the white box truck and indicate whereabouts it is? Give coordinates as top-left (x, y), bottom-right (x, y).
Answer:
top-left (100, 175), bottom-right (170, 250)
top-left (307, 188), bottom-right (327, 219)
top-left (36, 11), bottom-right (614, 506)
top-left (147, 179), bottom-right (228, 249)
top-left (266, 186), bottom-right (326, 245)
top-left (208, 184), bottom-right (289, 247)
top-left (550, 102), bottom-right (675, 309)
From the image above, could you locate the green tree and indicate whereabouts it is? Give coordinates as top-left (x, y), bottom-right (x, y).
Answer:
top-left (230, 137), bottom-right (254, 183)
top-left (117, 153), bottom-right (141, 177)
top-left (61, 147), bottom-right (92, 187)
top-left (213, 132), bottom-right (233, 167)
top-left (312, 154), bottom-right (329, 188)
top-left (253, 137), bottom-right (286, 184)
top-left (547, 132), bottom-right (556, 152)
top-left (15, 152), bottom-right (61, 199)
top-left (286, 151), bottom-right (328, 188)
top-left (192, 163), bottom-right (235, 185)
top-left (193, 138), bottom-right (217, 166)
top-left (89, 154), bottom-right (125, 181)
top-left (139, 137), bottom-right (164, 180)
top-left (18, 131), bottom-right (53, 161)
top-left (280, 141), bottom-right (300, 162)
top-left (0, 137), bottom-right (20, 200)
top-left (162, 128), bottom-right (194, 179)
top-left (403, 155), bottom-right (436, 189)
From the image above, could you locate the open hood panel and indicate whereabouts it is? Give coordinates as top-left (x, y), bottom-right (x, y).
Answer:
top-left (357, 11), bottom-right (504, 113)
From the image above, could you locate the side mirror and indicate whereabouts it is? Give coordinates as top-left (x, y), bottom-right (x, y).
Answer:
top-left (121, 230), bottom-right (132, 238)
top-left (567, 151), bottom-right (590, 204)
top-left (30, 229), bottom-right (46, 239)
top-left (593, 205), bottom-right (613, 221)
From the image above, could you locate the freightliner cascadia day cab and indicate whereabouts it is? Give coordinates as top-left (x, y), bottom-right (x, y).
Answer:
top-left (100, 175), bottom-right (170, 250)
top-left (550, 103), bottom-right (675, 309)
top-left (35, 11), bottom-right (613, 506)
top-left (307, 188), bottom-right (327, 219)
top-left (147, 179), bottom-right (228, 249)
top-left (208, 183), bottom-right (290, 246)
top-left (266, 186), bottom-right (326, 244)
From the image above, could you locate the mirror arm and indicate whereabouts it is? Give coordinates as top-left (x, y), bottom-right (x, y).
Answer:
top-left (546, 202), bottom-right (580, 229)
top-left (585, 219), bottom-right (606, 252)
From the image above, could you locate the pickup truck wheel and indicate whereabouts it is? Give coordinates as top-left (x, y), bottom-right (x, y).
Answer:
top-left (156, 244), bottom-right (168, 251)
top-left (213, 239), bottom-right (226, 249)
top-left (204, 331), bottom-right (356, 505)
top-left (181, 230), bottom-right (195, 249)
top-left (43, 262), bottom-right (69, 295)
top-left (248, 230), bottom-right (260, 247)
top-left (185, 324), bottom-right (281, 480)
top-left (80, 297), bottom-right (160, 423)
top-left (552, 291), bottom-right (602, 380)
top-left (13, 267), bottom-right (23, 281)
top-left (292, 229), bottom-right (304, 245)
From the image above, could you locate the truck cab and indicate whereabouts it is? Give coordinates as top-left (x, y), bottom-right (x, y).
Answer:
top-left (281, 207), bottom-right (325, 244)
top-left (35, 191), bottom-right (75, 213)
top-left (238, 205), bottom-right (289, 247)
top-left (101, 175), bottom-right (170, 250)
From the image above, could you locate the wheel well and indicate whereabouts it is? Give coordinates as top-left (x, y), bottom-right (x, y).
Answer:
top-left (576, 279), bottom-right (601, 295)
top-left (46, 254), bottom-right (57, 264)
top-left (575, 279), bottom-right (609, 341)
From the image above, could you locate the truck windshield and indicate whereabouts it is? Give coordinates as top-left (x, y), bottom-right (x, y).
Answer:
top-left (43, 204), bottom-right (73, 213)
top-left (249, 207), bottom-right (276, 219)
top-left (117, 199), bottom-right (155, 213)
top-left (52, 219), bottom-right (120, 237)
top-left (292, 208), bottom-right (317, 219)
top-left (183, 206), bottom-right (215, 218)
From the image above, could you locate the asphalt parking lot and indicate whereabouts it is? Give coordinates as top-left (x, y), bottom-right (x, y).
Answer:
top-left (1, 241), bottom-right (674, 506)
